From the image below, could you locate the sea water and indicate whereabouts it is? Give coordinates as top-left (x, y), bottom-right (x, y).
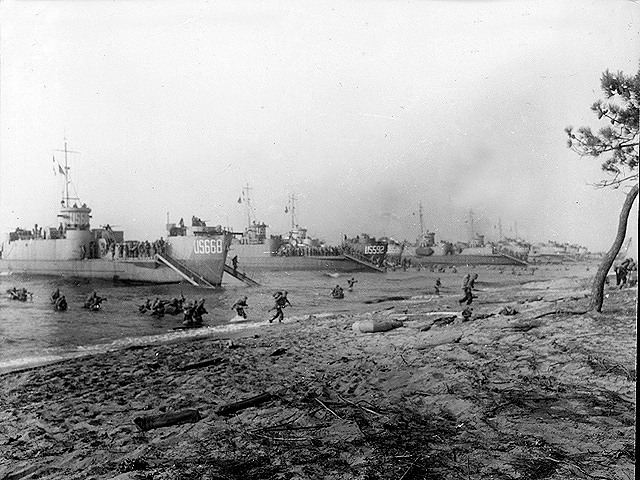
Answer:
top-left (0, 265), bottom-right (584, 373)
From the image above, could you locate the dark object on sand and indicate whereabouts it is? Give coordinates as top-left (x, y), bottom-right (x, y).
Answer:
top-left (509, 320), bottom-right (544, 332)
top-left (178, 357), bottom-right (224, 371)
top-left (134, 409), bottom-right (201, 431)
top-left (363, 296), bottom-right (410, 304)
top-left (431, 315), bottom-right (457, 327)
top-left (499, 306), bottom-right (519, 316)
top-left (118, 458), bottom-right (149, 473)
top-left (270, 347), bottom-right (288, 356)
top-left (217, 392), bottom-right (274, 416)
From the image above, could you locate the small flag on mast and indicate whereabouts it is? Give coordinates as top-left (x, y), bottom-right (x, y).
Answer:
top-left (237, 197), bottom-right (242, 204)
top-left (59, 165), bottom-right (65, 175)
top-left (284, 206), bottom-right (288, 213)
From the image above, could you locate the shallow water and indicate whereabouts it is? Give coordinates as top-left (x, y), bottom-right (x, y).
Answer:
top-left (0, 264), bottom-right (591, 373)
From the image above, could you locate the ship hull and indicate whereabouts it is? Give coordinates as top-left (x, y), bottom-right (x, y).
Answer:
top-left (228, 244), bottom-right (368, 273)
top-left (0, 258), bottom-right (184, 284)
top-left (229, 255), bottom-right (369, 273)
top-left (403, 248), bottom-right (524, 266)
top-left (0, 233), bottom-right (232, 286)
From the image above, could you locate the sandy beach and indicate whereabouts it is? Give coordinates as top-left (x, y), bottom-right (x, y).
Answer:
top-left (0, 267), bottom-right (636, 480)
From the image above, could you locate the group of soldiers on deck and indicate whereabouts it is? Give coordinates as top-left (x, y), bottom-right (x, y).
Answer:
top-left (108, 238), bottom-right (167, 260)
top-left (275, 245), bottom-right (342, 257)
top-left (79, 238), bottom-right (168, 260)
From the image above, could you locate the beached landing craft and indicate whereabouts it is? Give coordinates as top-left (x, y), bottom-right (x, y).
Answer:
top-left (401, 204), bottom-right (528, 266)
top-left (0, 143), bottom-right (232, 286)
top-left (227, 187), bottom-right (379, 273)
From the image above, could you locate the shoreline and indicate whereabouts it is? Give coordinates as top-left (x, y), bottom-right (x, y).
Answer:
top-left (0, 312), bottom-right (340, 377)
top-left (0, 270), bottom-right (599, 377)
top-left (1, 269), bottom-right (635, 480)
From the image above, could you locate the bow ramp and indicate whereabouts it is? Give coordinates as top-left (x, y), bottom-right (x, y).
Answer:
top-left (155, 253), bottom-right (216, 288)
top-left (224, 264), bottom-right (260, 287)
top-left (342, 252), bottom-right (386, 272)
top-left (498, 252), bottom-right (530, 266)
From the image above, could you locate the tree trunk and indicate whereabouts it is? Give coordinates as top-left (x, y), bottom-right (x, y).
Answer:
top-left (590, 182), bottom-right (638, 312)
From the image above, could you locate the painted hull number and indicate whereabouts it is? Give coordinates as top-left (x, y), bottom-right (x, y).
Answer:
top-left (194, 238), bottom-right (223, 254)
top-left (364, 245), bottom-right (386, 255)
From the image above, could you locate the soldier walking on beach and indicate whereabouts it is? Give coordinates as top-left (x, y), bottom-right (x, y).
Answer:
top-left (347, 278), bottom-right (357, 291)
top-left (434, 278), bottom-right (441, 295)
top-left (459, 274), bottom-right (474, 306)
top-left (193, 299), bottom-right (208, 325)
top-left (470, 273), bottom-right (479, 300)
top-left (269, 291), bottom-right (291, 323)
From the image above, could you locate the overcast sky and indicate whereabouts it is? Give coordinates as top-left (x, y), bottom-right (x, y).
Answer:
top-left (1, 0), bottom-right (638, 251)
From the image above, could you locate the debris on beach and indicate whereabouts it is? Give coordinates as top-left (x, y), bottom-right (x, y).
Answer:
top-left (499, 306), bottom-right (519, 315)
top-left (352, 318), bottom-right (404, 333)
top-left (134, 409), bottom-right (202, 432)
top-left (177, 357), bottom-right (225, 371)
top-left (0, 264), bottom-right (635, 480)
top-left (216, 392), bottom-right (275, 416)
top-left (415, 330), bottom-right (463, 348)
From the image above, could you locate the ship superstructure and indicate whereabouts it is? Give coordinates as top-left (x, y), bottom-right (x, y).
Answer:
top-left (227, 187), bottom-right (378, 273)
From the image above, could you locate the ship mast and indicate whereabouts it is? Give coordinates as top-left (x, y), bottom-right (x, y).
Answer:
top-left (243, 183), bottom-right (253, 228)
top-left (289, 193), bottom-right (297, 230)
top-left (418, 201), bottom-right (424, 236)
top-left (54, 140), bottom-right (80, 207)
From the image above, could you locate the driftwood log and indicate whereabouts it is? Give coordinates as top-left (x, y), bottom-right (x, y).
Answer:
top-left (217, 392), bottom-right (274, 416)
top-left (134, 409), bottom-right (201, 431)
top-left (178, 357), bottom-right (224, 371)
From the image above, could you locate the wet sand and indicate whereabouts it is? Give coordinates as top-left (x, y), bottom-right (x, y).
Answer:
top-left (0, 266), bottom-right (636, 480)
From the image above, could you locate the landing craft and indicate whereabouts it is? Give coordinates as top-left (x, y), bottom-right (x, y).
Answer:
top-left (0, 142), bottom-right (232, 286)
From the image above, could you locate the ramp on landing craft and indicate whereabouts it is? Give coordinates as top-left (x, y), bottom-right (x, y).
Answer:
top-left (498, 252), bottom-right (530, 266)
top-left (224, 264), bottom-right (260, 287)
top-left (155, 253), bottom-right (216, 288)
top-left (342, 253), bottom-right (386, 272)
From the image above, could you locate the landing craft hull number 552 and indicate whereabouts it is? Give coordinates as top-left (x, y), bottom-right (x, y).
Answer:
top-left (194, 238), bottom-right (224, 254)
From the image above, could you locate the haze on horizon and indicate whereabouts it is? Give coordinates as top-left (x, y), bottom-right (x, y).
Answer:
top-left (1, 0), bottom-right (638, 253)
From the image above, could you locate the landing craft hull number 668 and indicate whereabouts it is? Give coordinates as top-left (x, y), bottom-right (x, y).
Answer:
top-left (193, 238), bottom-right (225, 254)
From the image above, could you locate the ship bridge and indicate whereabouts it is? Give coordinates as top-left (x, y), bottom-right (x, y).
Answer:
top-left (58, 203), bottom-right (92, 231)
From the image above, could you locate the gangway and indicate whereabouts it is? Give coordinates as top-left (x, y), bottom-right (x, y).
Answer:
top-left (155, 253), bottom-right (216, 288)
top-left (498, 252), bottom-right (530, 266)
top-left (224, 264), bottom-right (260, 287)
top-left (342, 252), bottom-right (386, 273)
